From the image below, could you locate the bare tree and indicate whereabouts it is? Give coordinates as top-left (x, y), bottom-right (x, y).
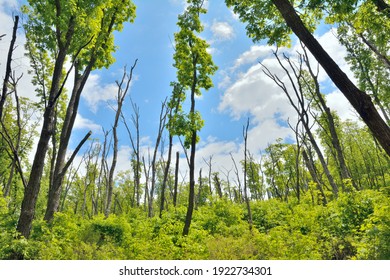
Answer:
top-left (203, 155), bottom-right (213, 196)
top-left (230, 152), bottom-right (242, 203)
top-left (0, 15), bottom-right (19, 120)
top-left (262, 50), bottom-right (339, 198)
top-left (148, 100), bottom-right (168, 217)
top-left (104, 61), bottom-right (137, 217)
top-left (123, 100), bottom-right (141, 207)
top-left (173, 151), bottom-right (180, 207)
top-left (271, 0), bottom-right (390, 157)
top-left (243, 118), bottom-right (253, 231)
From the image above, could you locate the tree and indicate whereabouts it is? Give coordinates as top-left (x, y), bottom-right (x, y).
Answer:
top-left (148, 100), bottom-right (168, 218)
top-left (172, 0), bottom-right (217, 236)
top-left (0, 16), bottom-right (19, 121)
top-left (242, 118), bottom-right (253, 230)
top-left (17, 0), bottom-right (136, 238)
top-left (262, 50), bottom-right (339, 198)
top-left (160, 83), bottom-right (184, 217)
top-left (105, 61), bottom-right (137, 217)
top-left (335, 2), bottom-right (390, 123)
top-left (225, 0), bottom-right (390, 157)
top-left (45, 0), bottom-right (136, 223)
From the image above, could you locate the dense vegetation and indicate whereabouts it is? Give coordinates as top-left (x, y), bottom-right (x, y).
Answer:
top-left (1, 189), bottom-right (390, 259)
top-left (1, 0), bottom-right (390, 259)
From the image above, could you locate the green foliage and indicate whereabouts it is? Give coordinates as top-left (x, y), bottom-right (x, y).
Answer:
top-left (225, 0), bottom-right (322, 46)
top-left (23, 0), bottom-right (136, 70)
top-left (1, 189), bottom-right (390, 259)
top-left (171, 0), bottom-right (217, 148)
top-left (195, 199), bottom-right (246, 236)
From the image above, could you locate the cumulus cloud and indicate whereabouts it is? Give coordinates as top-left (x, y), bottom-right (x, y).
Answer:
top-left (232, 45), bottom-right (277, 69)
top-left (74, 113), bottom-right (102, 133)
top-left (210, 21), bottom-right (235, 42)
top-left (81, 74), bottom-right (118, 113)
top-left (209, 28), bottom-right (362, 179)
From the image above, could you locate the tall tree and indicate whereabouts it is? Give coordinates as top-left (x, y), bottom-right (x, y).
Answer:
top-left (160, 83), bottom-right (184, 217)
top-left (17, 0), bottom-right (136, 238)
top-left (45, 0), bottom-right (136, 222)
top-left (172, 0), bottom-right (217, 236)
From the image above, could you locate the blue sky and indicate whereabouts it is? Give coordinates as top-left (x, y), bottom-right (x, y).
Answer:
top-left (0, 0), bottom-right (358, 177)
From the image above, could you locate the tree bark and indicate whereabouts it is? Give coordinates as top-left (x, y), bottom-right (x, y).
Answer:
top-left (148, 101), bottom-right (167, 218)
top-left (302, 149), bottom-right (327, 205)
top-left (243, 118), bottom-right (253, 230)
top-left (17, 11), bottom-right (76, 238)
top-left (173, 151), bottom-right (179, 207)
top-left (272, 0), bottom-right (390, 157)
top-left (183, 60), bottom-right (198, 236)
top-left (160, 133), bottom-right (173, 217)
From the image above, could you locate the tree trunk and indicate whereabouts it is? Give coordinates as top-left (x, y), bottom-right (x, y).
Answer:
top-left (44, 64), bottom-right (92, 221)
top-left (17, 11), bottom-right (76, 238)
top-left (160, 134), bottom-right (173, 217)
top-left (105, 63), bottom-right (137, 217)
top-left (183, 64), bottom-right (197, 236)
top-left (148, 101), bottom-right (167, 218)
top-left (243, 118), bottom-right (253, 231)
top-left (173, 151), bottom-right (179, 207)
top-left (301, 46), bottom-right (354, 189)
top-left (182, 129), bottom-right (196, 236)
top-left (272, 0), bottom-right (390, 157)
top-left (302, 149), bottom-right (327, 205)
top-left (0, 16), bottom-right (19, 120)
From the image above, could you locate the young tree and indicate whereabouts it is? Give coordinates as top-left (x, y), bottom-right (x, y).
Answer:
top-left (172, 0), bottom-right (217, 236)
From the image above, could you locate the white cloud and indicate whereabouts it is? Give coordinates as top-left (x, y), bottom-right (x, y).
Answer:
top-left (82, 74), bottom-right (118, 113)
top-left (214, 28), bottom-right (361, 179)
top-left (326, 90), bottom-right (358, 122)
top-left (219, 62), bottom-right (294, 122)
top-left (74, 113), bottom-right (102, 133)
top-left (232, 45), bottom-right (277, 69)
top-left (0, 4), bottom-right (38, 103)
top-left (210, 21), bottom-right (235, 42)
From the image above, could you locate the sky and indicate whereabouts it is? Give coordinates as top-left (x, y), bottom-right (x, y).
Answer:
top-left (0, 0), bottom-right (359, 181)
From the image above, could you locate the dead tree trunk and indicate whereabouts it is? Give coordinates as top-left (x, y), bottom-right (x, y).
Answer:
top-left (148, 100), bottom-right (168, 218)
top-left (0, 15), bottom-right (19, 120)
top-left (105, 62), bottom-right (137, 217)
top-left (173, 151), bottom-right (179, 207)
top-left (300, 45), bottom-right (355, 190)
top-left (262, 51), bottom-right (339, 198)
top-left (243, 118), bottom-right (253, 231)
